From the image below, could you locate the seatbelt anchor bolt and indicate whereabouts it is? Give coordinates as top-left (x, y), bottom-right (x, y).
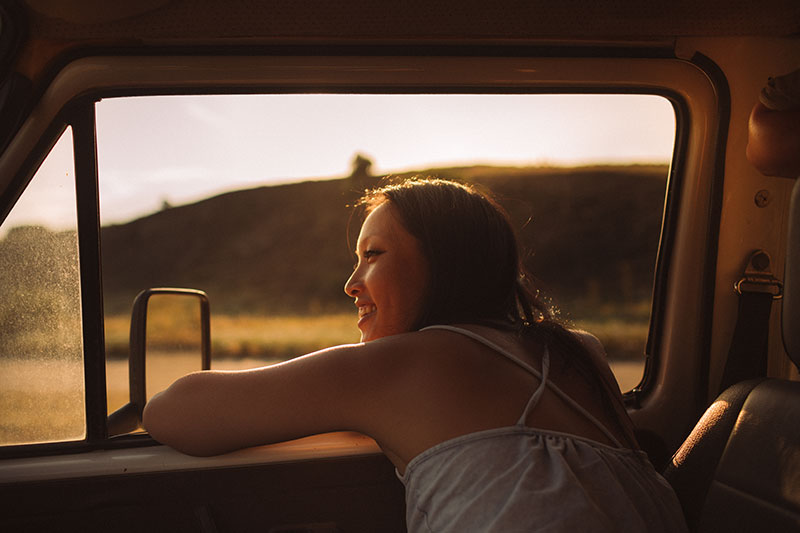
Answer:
top-left (734, 250), bottom-right (783, 299)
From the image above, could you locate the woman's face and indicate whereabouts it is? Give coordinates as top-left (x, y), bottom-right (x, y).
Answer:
top-left (344, 202), bottom-right (428, 342)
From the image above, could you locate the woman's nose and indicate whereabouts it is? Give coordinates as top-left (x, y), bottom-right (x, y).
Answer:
top-left (344, 269), bottom-right (362, 297)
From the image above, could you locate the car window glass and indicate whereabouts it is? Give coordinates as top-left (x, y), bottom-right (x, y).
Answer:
top-left (94, 94), bottom-right (674, 413)
top-left (0, 127), bottom-right (85, 445)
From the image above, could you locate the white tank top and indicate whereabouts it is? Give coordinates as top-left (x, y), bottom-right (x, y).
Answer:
top-left (397, 325), bottom-right (687, 532)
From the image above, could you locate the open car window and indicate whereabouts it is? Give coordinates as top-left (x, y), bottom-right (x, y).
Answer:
top-left (91, 93), bottom-right (675, 415)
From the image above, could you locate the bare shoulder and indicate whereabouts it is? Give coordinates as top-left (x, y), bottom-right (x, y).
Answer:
top-left (566, 328), bottom-right (626, 395)
top-left (331, 330), bottom-right (449, 370)
top-left (569, 329), bottom-right (607, 359)
top-left (357, 327), bottom-right (477, 362)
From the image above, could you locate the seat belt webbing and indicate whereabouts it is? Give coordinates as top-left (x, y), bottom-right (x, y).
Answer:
top-left (719, 250), bottom-right (782, 393)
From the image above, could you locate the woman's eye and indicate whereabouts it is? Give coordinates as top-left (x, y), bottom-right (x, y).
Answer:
top-left (353, 249), bottom-right (384, 269)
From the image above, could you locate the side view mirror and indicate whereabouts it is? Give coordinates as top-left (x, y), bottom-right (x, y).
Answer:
top-left (108, 288), bottom-right (210, 436)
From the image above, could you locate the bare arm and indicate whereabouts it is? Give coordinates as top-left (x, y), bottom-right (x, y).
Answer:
top-left (142, 342), bottom-right (394, 456)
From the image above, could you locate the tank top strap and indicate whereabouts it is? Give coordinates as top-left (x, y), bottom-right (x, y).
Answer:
top-left (517, 345), bottom-right (550, 425)
top-left (420, 325), bottom-right (624, 448)
top-left (421, 325), bottom-right (544, 379)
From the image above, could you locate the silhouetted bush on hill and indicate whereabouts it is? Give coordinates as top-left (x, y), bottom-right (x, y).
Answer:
top-left (100, 165), bottom-right (668, 318)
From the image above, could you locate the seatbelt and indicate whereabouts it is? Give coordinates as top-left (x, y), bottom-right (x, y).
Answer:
top-left (718, 250), bottom-right (783, 393)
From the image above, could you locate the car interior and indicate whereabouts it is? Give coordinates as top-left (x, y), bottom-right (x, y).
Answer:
top-left (0, 1), bottom-right (799, 531)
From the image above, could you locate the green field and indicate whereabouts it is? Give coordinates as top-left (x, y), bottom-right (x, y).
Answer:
top-left (105, 308), bottom-right (649, 363)
top-left (104, 309), bottom-right (648, 410)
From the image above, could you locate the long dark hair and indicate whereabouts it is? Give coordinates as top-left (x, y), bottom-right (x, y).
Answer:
top-left (359, 177), bottom-right (549, 330)
top-left (358, 177), bottom-right (635, 446)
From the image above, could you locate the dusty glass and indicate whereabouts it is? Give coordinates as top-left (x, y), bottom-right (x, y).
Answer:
top-left (0, 127), bottom-right (85, 445)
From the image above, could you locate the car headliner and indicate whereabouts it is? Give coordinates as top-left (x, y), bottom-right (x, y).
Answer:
top-left (19, 0), bottom-right (800, 41)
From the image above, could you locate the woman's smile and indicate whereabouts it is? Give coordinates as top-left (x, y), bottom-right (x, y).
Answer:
top-left (357, 303), bottom-right (377, 326)
top-left (358, 303), bottom-right (377, 318)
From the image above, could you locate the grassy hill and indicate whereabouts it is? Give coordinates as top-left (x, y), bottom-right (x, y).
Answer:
top-left (100, 165), bottom-right (668, 320)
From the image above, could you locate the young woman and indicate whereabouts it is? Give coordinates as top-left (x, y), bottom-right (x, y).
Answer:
top-left (144, 178), bottom-right (687, 531)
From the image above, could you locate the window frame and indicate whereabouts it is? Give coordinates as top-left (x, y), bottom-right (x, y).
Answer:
top-left (0, 101), bottom-right (112, 458)
top-left (0, 50), bottom-right (724, 460)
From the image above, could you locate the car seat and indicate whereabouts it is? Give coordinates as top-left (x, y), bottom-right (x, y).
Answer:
top-left (663, 73), bottom-right (800, 531)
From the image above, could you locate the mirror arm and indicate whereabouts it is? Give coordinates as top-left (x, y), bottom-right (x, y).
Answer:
top-left (200, 294), bottom-right (211, 371)
top-left (107, 403), bottom-right (140, 435)
top-left (107, 287), bottom-right (210, 437)
top-left (129, 288), bottom-right (150, 423)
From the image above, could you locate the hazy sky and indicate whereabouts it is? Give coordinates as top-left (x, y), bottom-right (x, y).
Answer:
top-left (5, 93), bottom-right (675, 232)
